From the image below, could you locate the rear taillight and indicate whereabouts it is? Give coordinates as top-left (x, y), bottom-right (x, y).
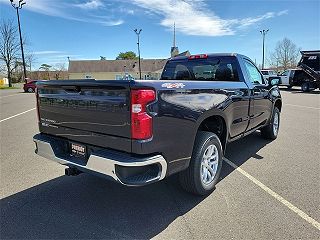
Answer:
top-left (131, 89), bottom-right (156, 140)
top-left (35, 88), bottom-right (40, 122)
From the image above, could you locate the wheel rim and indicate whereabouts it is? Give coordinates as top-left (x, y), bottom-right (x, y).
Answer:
top-left (273, 112), bottom-right (279, 135)
top-left (302, 83), bottom-right (309, 91)
top-left (28, 88), bottom-right (33, 92)
top-left (200, 144), bottom-right (219, 185)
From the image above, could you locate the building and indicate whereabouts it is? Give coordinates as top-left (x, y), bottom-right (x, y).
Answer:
top-left (0, 74), bottom-right (8, 86)
top-left (68, 59), bottom-right (167, 80)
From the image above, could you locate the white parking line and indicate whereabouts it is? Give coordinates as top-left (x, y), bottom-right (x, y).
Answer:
top-left (284, 104), bottom-right (320, 110)
top-left (223, 158), bottom-right (320, 231)
top-left (0, 108), bottom-right (36, 123)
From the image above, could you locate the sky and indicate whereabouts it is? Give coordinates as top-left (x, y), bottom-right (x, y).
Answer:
top-left (0, 0), bottom-right (319, 69)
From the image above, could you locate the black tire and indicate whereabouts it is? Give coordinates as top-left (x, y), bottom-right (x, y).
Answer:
top-left (301, 82), bottom-right (310, 92)
top-left (179, 131), bottom-right (223, 195)
top-left (261, 107), bottom-right (280, 140)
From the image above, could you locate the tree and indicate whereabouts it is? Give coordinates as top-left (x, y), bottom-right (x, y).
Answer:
top-left (39, 63), bottom-right (52, 80)
top-left (53, 63), bottom-right (66, 80)
top-left (268, 38), bottom-right (301, 70)
top-left (100, 56), bottom-right (106, 60)
top-left (0, 20), bottom-right (20, 87)
top-left (116, 51), bottom-right (138, 60)
top-left (25, 52), bottom-right (36, 72)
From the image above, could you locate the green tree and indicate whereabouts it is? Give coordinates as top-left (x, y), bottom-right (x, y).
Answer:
top-left (116, 51), bottom-right (138, 60)
top-left (39, 63), bottom-right (52, 80)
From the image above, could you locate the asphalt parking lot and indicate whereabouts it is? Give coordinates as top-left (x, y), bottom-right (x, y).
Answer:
top-left (0, 87), bottom-right (319, 239)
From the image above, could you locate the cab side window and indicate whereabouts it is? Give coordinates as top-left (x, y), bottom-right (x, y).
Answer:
top-left (244, 60), bottom-right (265, 85)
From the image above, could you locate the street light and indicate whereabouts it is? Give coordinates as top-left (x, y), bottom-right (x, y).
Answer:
top-left (10, 0), bottom-right (27, 83)
top-left (260, 29), bottom-right (269, 70)
top-left (134, 28), bottom-right (142, 80)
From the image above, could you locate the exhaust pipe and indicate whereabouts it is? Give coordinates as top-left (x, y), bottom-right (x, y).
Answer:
top-left (65, 167), bottom-right (82, 176)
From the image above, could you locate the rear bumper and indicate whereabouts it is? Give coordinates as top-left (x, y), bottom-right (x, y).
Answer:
top-left (33, 134), bottom-right (167, 186)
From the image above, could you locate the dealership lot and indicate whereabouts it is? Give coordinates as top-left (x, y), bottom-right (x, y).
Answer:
top-left (0, 88), bottom-right (319, 239)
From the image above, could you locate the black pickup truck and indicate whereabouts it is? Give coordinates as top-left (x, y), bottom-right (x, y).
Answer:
top-left (33, 53), bottom-right (282, 195)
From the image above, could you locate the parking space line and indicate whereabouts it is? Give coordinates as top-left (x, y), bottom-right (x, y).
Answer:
top-left (0, 108), bottom-right (36, 123)
top-left (223, 158), bottom-right (320, 231)
top-left (284, 104), bottom-right (320, 110)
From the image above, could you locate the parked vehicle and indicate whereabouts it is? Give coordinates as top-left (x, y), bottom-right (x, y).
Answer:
top-left (261, 69), bottom-right (277, 81)
top-left (23, 80), bottom-right (38, 93)
top-left (33, 53), bottom-right (282, 195)
top-left (278, 69), bottom-right (309, 89)
top-left (277, 51), bottom-right (320, 92)
top-left (297, 50), bottom-right (320, 91)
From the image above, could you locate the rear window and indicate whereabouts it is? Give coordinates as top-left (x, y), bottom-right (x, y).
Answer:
top-left (160, 57), bottom-right (240, 81)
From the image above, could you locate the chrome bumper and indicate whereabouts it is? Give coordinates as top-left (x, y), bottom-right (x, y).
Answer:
top-left (33, 134), bottom-right (167, 186)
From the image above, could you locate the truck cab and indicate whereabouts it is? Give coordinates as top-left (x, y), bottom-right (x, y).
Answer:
top-left (261, 70), bottom-right (277, 81)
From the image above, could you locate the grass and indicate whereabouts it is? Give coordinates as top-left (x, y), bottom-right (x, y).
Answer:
top-left (0, 86), bottom-right (19, 90)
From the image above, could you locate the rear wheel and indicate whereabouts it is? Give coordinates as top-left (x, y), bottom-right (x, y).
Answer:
top-left (179, 131), bottom-right (223, 195)
top-left (27, 87), bottom-right (34, 93)
top-left (261, 107), bottom-right (280, 140)
top-left (301, 82), bottom-right (310, 92)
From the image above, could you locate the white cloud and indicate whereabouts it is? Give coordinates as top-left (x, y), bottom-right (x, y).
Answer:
top-left (277, 10), bottom-right (289, 16)
top-left (236, 12), bottom-right (276, 28)
top-left (74, 0), bottom-right (104, 10)
top-left (100, 19), bottom-right (124, 26)
top-left (0, 0), bottom-right (123, 27)
top-left (0, 0), bottom-right (288, 35)
top-left (132, 0), bottom-right (288, 36)
top-left (132, 0), bottom-right (233, 36)
top-left (34, 51), bottom-right (64, 55)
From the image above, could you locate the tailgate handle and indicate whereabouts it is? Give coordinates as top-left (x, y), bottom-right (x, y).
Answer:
top-left (63, 86), bottom-right (81, 93)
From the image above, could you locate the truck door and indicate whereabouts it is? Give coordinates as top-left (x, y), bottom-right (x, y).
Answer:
top-left (280, 70), bottom-right (290, 85)
top-left (243, 59), bottom-right (272, 130)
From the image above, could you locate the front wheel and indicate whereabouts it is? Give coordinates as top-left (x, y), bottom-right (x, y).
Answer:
top-left (261, 107), bottom-right (280, 140)
top-left (179, 131), bottom-right (223, 195)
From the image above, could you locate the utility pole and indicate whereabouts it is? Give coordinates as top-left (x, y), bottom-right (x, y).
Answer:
top-left (173, 22), bottom-right (176, 48)
top-left (134, 29), bottom-right (142, 79)
top-left (10, 0), bottom-right (27, 83)
top-left (67, 56), bottom-right (70, 80)
top-left (260, 29), bottom-right (269, 70)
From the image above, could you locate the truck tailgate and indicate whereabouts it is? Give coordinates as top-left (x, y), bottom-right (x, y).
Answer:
top-left (37, 80), bottom-right (131, 152)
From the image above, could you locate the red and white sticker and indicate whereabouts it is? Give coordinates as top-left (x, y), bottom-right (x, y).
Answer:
top-left (161, 83), bottom-right (185, 89)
